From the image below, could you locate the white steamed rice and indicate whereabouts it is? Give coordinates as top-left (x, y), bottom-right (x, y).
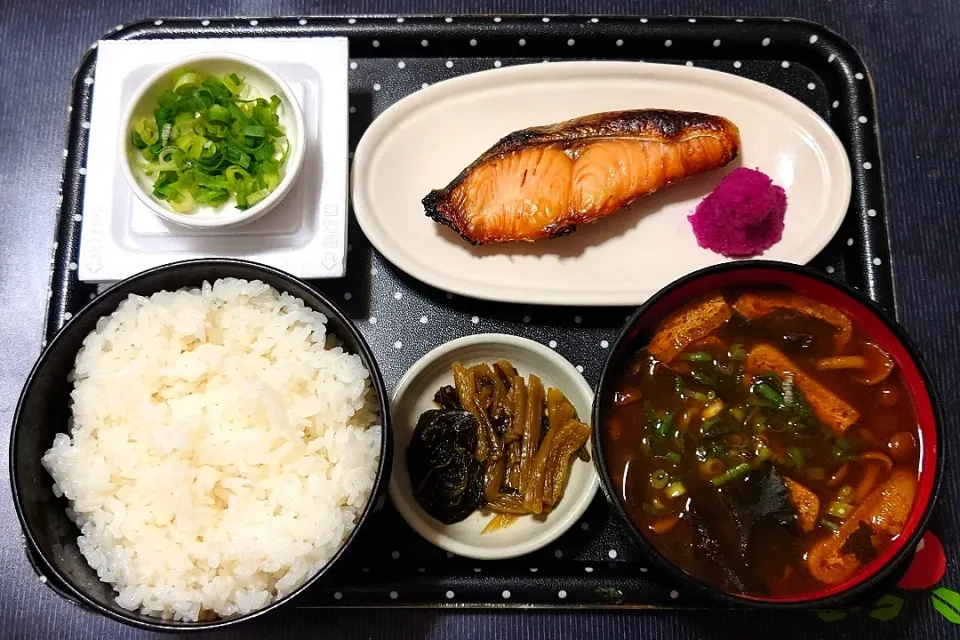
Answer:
top-left (42, 278), bottom-right (381, 622)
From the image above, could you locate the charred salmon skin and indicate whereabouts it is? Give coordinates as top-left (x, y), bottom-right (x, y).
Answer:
top-left (423, 109), bottom-right (740, 245)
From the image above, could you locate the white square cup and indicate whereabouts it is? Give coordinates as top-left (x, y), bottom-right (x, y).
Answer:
top-left (79, 38), bottom-right (349, 282)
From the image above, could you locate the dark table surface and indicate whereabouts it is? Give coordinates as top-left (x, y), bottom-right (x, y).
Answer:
top-left (3, 0), bottom-right (960, 638)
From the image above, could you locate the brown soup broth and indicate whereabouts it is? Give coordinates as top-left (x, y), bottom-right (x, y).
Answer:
top-left (604, 288), bottom-right (920, 597)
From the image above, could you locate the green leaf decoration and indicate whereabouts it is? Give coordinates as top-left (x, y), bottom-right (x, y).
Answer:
top-left (869, 594), bottom-right (904, 621)
top-left (816, 610), bottom-right (848, 622)
top-left (932, 588), bottom-right (960, 624)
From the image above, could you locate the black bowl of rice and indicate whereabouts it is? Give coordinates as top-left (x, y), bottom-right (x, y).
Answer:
top-left (10, 259), bottom-right (392, 631)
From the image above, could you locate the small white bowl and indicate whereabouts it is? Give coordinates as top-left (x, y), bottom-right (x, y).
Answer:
top-left (120, 53), bottom-right (306, 229)
top-left (389, 334), bottom-right (599, 560)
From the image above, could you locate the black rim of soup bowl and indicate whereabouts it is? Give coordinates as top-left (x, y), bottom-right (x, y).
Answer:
top-left (9, 258), bottom-right (394, 632)
top-left (590, 260), bottom-right (944, 610)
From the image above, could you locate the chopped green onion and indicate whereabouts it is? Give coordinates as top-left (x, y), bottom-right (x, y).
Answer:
top-left (699, 416), bottom-right (722, 435)
top-left (716, 361), bottom-right (736, 375)
top-left (674, 376), bottom-right (686, 397)
top-left (682, 351), bottom-right (713, 363)
top-left (825, 501), bottom-right (854, 519)
top-left (729, 406), bottom-right (746, 423)
top-left (756, 444), bottom-right (772, 462)
top-left (665, 481), bottom-right (687, 499)
top-left (819, 518), bottom-right (841, 533)
top-left (754, 383), bottom-right (784, 406)
top-left (650, 470), bottom-right (670, 490)
top-left (788, 446), bottom-right (805, 468)
top-left (665, 451), bottom-right (682, 463)
top-left (655, 411), bottom-right (676, 438)
top-left (691, 370), bottom-right (718, 388)
top-left (710, 462), bottom-right (751, 486)
top-left (729, 344), bottom-right (748, 360)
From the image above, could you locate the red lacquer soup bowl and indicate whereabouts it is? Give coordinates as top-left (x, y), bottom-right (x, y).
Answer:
top-left (591, 260), bottom-right (943, 609)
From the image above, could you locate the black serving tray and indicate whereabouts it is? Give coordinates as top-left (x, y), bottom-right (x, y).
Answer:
top-left (35, 15), bottom-right (895, 611)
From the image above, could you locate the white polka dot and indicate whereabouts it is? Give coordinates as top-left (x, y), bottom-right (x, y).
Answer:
top-left (809, 35), bottom-right (819, 44)
top-left (868, 209), bottom-right (877, 217)
top-left (873, 257), bottom-right (882, 266)
top-left (685, 61), bottom-right (694, 67)
top-left (154, 19), bottom-right (163, 25)
top-left (585, 566), bottom-right (594, 572)
top-left (688, 18), bottom-right (697, 23)
top-left (349, 106), bottom-right (356, 114)
top-left (808, 82), bottom-right (817, 90)
top-left (616, 39), bottom-right (624, 46)
top-left (371, 267), bottom-right (378, 276)
top-left (502, 590), bottom-right (511, 599)
top-left (600, 340), bottom-right (609, 349)
top-left (474, 567), bottom-right (482, 572)
top-left (369, 317), bottom-right (377, 324)
top-left (736, 18), bottom-right (744, 22)
top-left (858, 116), bottom-right (869, 123)
top-left (855, 72), bottom-right (864, 80)
top-left (781, 61), bottom-right (790, 68)
top-left (494, 60), bottom-right (502, 68)
top-left (591, 17), bottom-right (600, 23)
top-left (372, 40), bottom-right (380, 47)
top-left (608, 549), bottom-right (618, 559)
top-left (548, 340), bottom-right (557, 348)
top-left (73, 214), bottom-right (82, 222)
top-left (573, 315), bottom-right (582, 324)
top-left (576, 365), bottom-right (584, 373)
top-left (391, 550), bottom-right (400, 559)
top-left (394, 341), bottom-right (403, 349)
top-left (421, 83), bottom-right (429, 89)
top-left (542, 17), bottom-right (550, 22)
top-left (567, 39), bottom-right (576, 46)
top-left (201, 19), bottom-right (210, 26)
top-left (494, 16), bottom-right (502, 23)
top-left (825, 265), bottom-right (835, 274)
top-left (523, 316), bottom-right (531, 323)
top-left (396, 17), bottom-right (404, 23)
top-left (762, 37), bottom-right (771, 46)
top-left (334, 592), bottom-right (342, 600)
top-left (299, 18), bottom-right (307, 25)
top-left (469, 39), bottom-right (477, 46)
top-left (421, 39), bottom-right (429, 47)
top-left (554, 549), bottom-right (563, 558)
top-left (847, 238), bottom-right (855, 246)
top-left (641, 18), bottom-right (649, 23)
top-left (79, 168), bottom-right (87, 176)
top-left (362, 567), bottom-right (370, 573)
top-left (558, 590), bottom-right (567, 599)
top-left (394, 291), bottom-right (402, 300)
top-left (420, 315), bottom-right (428, 324)
top-left (446, 590), bottom-right (455, 599)
top-left (62, 149), bottom-right (68, 158)
top-left (530, 567), bottom-right (538, 572)
top-left (417, 567), bottom-right (425, 572)
top-left (445, 60), bottom-right (454, 68)
top-left (670, 590), bottom-right (679, 599)
top-left (733, 61), bottom-right (742, 69)
top-left (471, 316), bottom-right (480, 324)
top-left (350, 61), bottom-right (358, 70)
top-left (639, 567), bottom-right (648, 572)
top-left (713, 39), bottom-right (721, 47)
top-left (398, 61), bottom-right (406, 69)
top-left (373, 83), bottom-right (381, 91)
top-left (446, 293), bottom-right (453, 299)
top-left (68, 262), bottom-right (77, 271)
top-left (344, 292), bottom-right (353, 300)
top-left (519, 39), bottom-right (526, 46)
top-left (444, 17), bottom-right (453, 23)
top-left (446, 552), bottom-right (454, 559)
top-left (863, 162), bottom-right (873, 170)
top-left (664, 39), bottom-right (672, 47)
top-left (580, 522), bottom-right (589, 530)
top-left (249, 20), bottom-right (258, 26)
top-left (832, 100), bottom-right (840, 108)
top-left (89, 293), bottom-right (95, 300)
top-left (63, 312), bottom-right (73, 320)
top-left (828, 53), bottom-right (837, 62)
top-left (389, 591), bottom-right (398, 599)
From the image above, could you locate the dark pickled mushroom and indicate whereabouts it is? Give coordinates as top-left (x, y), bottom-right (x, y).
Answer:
top-left (407, 409), bottom-right (484, 524)
top-left (434, 385), bottom-right (463, 411)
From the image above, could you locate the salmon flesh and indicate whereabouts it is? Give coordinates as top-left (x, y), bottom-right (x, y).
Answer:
top-left (422, 109), bottom-right (741, 244)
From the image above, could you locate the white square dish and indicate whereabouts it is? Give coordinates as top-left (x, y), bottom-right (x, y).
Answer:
top-left (78, 37), bottom-right (349, 282)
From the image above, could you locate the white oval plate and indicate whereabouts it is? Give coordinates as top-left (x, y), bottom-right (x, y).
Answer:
top-left (388, 334), bottom-right (598, 560)
top-left (352, 61), bottom-right (852, 306)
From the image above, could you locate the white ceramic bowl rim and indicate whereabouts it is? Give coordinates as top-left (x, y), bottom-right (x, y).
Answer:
top-left (388, 333), bottom-right (600, 560)
top-left (119, 52), bottom-right (306, 229)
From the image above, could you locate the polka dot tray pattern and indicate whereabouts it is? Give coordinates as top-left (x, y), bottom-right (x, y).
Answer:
top-left (36, 16), bottom-right (895, 610)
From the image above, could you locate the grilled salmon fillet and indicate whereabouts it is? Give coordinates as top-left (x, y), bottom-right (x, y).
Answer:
top-left (423, 109), bottom-right (740, 245)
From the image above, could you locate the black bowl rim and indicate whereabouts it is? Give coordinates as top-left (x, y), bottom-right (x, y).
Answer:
top-left (9, 258), bottom-right (394, 632)
top-left (590, 259), bottom-right (945, 610)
